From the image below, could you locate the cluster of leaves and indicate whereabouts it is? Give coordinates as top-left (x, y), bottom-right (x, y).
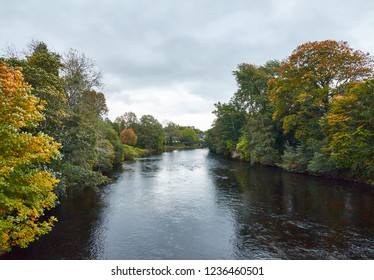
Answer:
top-left (0, 41), bottom-right (125, 252)
top-left (207, 40), bottom-right (374, 184)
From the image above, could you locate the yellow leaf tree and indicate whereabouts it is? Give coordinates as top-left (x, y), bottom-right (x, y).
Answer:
top-left (0, 63), bottom-right (61, 252)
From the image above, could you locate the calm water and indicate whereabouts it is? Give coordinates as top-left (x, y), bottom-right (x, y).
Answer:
top-left (3, 149), bottom-right (374, 259)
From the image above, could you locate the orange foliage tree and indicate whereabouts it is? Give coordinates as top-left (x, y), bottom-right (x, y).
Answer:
top-left (0, 63), bottom-right (61, 252)
top-left (120, 128), bottom-right (138, 146)
top-left (269, 40), bottom-right (373, 142)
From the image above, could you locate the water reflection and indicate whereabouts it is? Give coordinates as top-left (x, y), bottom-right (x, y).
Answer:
top-left (208, 154), bottom-right (374, 259)
top-left (2, 149), bottom-right (374, 260)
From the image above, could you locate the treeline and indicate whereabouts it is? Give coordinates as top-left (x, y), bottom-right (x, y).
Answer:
top-left (113, 112), bottom-right (204, 158)
top-left (206, 40), bottom-right (374, 185)
top-left (0, 41), bottom-right (126, 252)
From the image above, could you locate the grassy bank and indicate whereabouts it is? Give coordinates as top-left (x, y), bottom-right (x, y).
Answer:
top-left (123, 144), bottom-right (151, 160)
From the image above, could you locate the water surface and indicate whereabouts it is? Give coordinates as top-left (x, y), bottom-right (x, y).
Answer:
top-left (3, 149), bottom-right (374, 259)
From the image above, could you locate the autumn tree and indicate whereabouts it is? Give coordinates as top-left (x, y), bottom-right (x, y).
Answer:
top-left (268, 40), bottom-right (374, 174)
top-left (2, 41), bottom-right (68, 141)
top-left (120, 128), bottom-right (138, 146)
top-left (0, 63), bottom-right (61, 252)
top-left (269, 40), bottom-right (373, 143)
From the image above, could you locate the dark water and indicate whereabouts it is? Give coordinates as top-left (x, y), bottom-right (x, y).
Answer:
top-left (3, 149), bottom-right (374, 259)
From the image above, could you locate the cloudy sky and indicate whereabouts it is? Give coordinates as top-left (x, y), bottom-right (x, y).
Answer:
top-left (1, 0), bottom-right (373, 130)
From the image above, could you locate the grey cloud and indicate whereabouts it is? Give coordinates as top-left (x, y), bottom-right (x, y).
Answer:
top-left (1, 0), bottom-right (374, 129)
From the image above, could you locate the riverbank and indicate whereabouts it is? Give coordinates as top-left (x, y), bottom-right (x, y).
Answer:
top-left (227, 150), bottom-right (373, 186)
top-left (123, 145), bottom-right (152, 160)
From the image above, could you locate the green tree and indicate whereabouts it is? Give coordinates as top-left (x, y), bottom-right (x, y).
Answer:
top-left (136, 115), bottom-right (165, 152)
top-left (206, 101), bottom-right (246, 156)
top-left (59, 49), bottom-right (113, 190)
top-left (0, 63), bottom-right (61, 252)
top-left (237, 114), bottom-right (280, 165)
top-left (164, 122), bottom-right (180, 146)
top-left (233, 61), bottom-right (283, 164)
top-left (325, 80), bottom-right (374, 183)
top-left (179, 127), bottom-right (200, 146)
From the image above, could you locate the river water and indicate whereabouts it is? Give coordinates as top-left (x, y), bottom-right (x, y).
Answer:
top-left (3, 149), bottom-right (374, 259)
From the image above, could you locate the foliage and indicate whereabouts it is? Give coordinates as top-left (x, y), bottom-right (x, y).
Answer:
top-left (164, 122), bottom-right (181, 146)
top-left (280, 143), bottom-right (311, 173)
top-left (209, 40), bottom-right (373, 184)
top-left (207, 61), bottom-right (281, 159)
top-left (120, 128), bottom-right (138, 146)
top-left (136, 115), bottom-right (165, 152)
top-left (269, 40), bottom-right (373, 143)
top-left (237, 115), bottom-right (280, 165)
top-left (115, 112), bottom-right (138, 133)
top-left (62, 49), bottom-right (103, 108)
top-left (179, 127), bottom-right (200, 146)
top-left (206, 102), bottom-right (246, 156)
top-left (0, 63), bottom-right (61, 252)
top-left (123, 144), bottom-right (149, 160)
top-left (325, 80), bottom-right (374, 183)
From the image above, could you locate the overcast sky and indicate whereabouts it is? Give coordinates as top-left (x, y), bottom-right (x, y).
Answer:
top-left (1, 0), bottom-right (373, 130)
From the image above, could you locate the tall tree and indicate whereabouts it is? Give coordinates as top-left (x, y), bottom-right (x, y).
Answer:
top-left (233, 61), bottom-right (283, 164)
top-left (325, 80), bottom-right (374, 183)
top-left (206, 101), bottom-right (246, 156)
top-left (0, 63), bottom-right (61, 252)
top-left (269, 40), bottom-right (373, 143)
top-left (62, 49), bottom-right (103, 108)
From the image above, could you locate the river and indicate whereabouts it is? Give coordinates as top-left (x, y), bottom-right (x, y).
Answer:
top-left (2, 149), bottom-right (374, 259)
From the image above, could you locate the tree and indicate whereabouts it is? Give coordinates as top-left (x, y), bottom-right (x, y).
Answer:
top-left (233, 61), bottom-right (280, 114)
top-left (269, 40), bottom-right (373, 143)
top-left (136, 115), bottom-right (165, 151)
top-left (232, 61), bottom-right (283, 164)
top-left (120, 128), bottom-right (138, 146)
top-left (115, 112), bottom-right (138, 133)
top-left (206, 101), bottom-right (246, 156)
top-left (179, 127), bottom-right (199, 146)
top-left (0, 63), bottom-right (61, 252)
top-left (2, 41), bottom-right (68, 140)
top-left (164, 122), bottom-right (180, 146)
top-left (62, 49), bottom-right (103, 108)
top-left (325, 80), bottom-right (374, 183)
top-left (237, 114), bottom-right (280, 165)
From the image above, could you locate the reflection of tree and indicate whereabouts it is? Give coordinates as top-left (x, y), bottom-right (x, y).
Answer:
top-left (210, 153), bottom-right (374, 259)
top-left (138, 157), bottom-right (162, 175)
